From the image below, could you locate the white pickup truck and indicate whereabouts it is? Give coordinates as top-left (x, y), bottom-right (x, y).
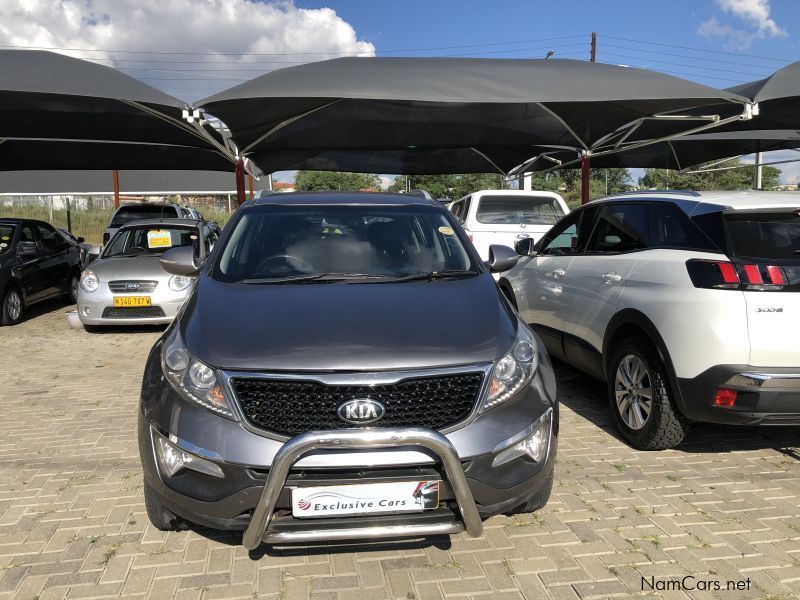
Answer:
top-left (448, 190), bottom-right (569, 261)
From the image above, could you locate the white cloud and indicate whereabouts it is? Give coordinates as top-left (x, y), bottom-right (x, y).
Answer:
top-left (698, 0), bottom-right (786, 50)
top-left (0, 0), bottom-right (375, 101)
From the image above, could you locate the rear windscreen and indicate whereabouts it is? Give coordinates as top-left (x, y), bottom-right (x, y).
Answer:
top-left (725, 211), bottom-right (800, 260)
top-left (475, 195), bottom-right (564, 225)
top-left (111, 205), bottom-right (179, 226)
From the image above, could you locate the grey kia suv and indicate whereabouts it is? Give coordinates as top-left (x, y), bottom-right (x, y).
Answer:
top-left (138, 192), bottom-right (558, 548)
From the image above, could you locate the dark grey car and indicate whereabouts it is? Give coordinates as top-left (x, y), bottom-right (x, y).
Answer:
top-left (138, 192), bottom-right (558, 548)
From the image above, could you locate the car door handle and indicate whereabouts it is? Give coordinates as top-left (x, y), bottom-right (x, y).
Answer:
top-left (602, 272), bottom-right (622, 284)
top-left (552, 268), bottom-right (566, 279)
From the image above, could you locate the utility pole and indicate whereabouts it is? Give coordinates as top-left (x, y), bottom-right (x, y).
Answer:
top-left (590, 32), bottom-right (597, 63)
top-left (753, 151), bottom-right (763, 190)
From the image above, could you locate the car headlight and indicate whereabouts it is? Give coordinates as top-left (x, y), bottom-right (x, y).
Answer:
top-left (79, 270), bottom-right (99, 293)
top-left (168, 275), bottom-right (194, 291)
top-left (481, 322), bottom-right (538, 412)
top-left (161, 327), bottom-right (236, 419)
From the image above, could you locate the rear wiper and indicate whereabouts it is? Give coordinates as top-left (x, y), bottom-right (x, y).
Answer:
top-left (365, 270), bottom-right (480, 283)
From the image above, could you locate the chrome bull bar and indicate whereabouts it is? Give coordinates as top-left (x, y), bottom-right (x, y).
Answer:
top-left (242, 428), bottom-right (483, 549)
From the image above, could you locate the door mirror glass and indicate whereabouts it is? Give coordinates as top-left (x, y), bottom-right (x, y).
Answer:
top-left (17, 241), bottom-right (39, 258)
top-left (514, 237), bottom-right (537, 257)
top-left (485, 244), bottom-right (519, 273)
top-left (160, 246), bottom-right (200, 276)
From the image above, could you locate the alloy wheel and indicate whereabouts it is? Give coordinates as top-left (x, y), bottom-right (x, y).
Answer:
top-left (614, 354), bottom-right (653, 430)
top-left (70, 276), bottom-right (79, 302)
top-left (6, 290), bottom-right (21, 322)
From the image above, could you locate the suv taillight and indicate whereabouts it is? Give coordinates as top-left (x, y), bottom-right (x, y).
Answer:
top-left (687, 260), bottom-right (788, 291)
top-left (740, 263), bottom-right (787, 290)
top-left (686, 260), bottom-right (740, 289)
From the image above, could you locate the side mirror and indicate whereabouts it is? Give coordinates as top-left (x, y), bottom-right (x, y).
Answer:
top-left (17, 241), bottom-right (39, 258)
top-left (76, 236), bottom-right (85, 244)
top-left (160, 246), bottom-right (200, 276)
top-left (514, 237), bottom-right (538, 257)
top-left (485, 244), bottom-right (519, 273)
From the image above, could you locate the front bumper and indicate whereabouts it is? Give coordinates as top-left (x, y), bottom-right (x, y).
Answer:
top-left (678, 365), bottom-right (800, 425)
top-left (138, 341), bottom-right (558, 544)
top-left (77, 285), bottom-right (189, 326)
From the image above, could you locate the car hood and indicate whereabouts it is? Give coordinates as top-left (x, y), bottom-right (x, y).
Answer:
top-left (182, 273), bottom-right (517, 371)
top-left (90, 255), bottom-right (170, 281)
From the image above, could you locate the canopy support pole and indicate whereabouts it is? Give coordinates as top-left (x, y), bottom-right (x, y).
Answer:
top-left (752, 151), bottom-right (763, 190)
top-left (235, 159), bottom-right (246, 206)
top-left (248, 174), bottom-right (254, 199)
top-left (581, 153), bottom-right (590, 204)
top-left (112, 169), bottom-right (120, 208)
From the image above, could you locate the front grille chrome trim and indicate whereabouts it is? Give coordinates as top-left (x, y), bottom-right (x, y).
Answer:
top-left (108, 280), bottom-right (158, 293)
top-left (219, 364), bottom-right (493, 442)
top-left (241, 427), bottom-right (483, 549)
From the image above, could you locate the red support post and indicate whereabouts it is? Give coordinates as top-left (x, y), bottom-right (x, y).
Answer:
top-left (112, 169), bottom-right (120, 208)
top-left (581, 153), bottom-right (591, 205)
top-left (248, 174), bottom-right (254, 199)
top-left (235, 159), bottom-right (246, 206)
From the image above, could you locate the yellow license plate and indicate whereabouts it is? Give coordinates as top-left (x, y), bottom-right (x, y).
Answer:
top-left (113, 296), bottom-right (151, 307)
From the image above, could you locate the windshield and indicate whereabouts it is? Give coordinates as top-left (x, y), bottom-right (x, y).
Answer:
top-left (476, 195), bottom-right (565, 225)
top-left (0, 224), bottom-right (15, 255)
top-left (726, 211), bottom-right (800, 261)
top-left (110, 205), bottom-right (179, 227)
top-left (214, 204), bottom-right (475, 283)
top-left (103, 225), bottom-right (199, 258)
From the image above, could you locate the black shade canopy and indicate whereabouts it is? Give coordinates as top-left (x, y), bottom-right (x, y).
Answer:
top-left (0, 139), bottom-right (235, 172)
top-left (199, 57), bottom-right (750, 163)
top-left (248, 146), bottom-right (533, 175)
top-left (521, 129), bottom-right (800, 172)
top-left (0, 50), bottom-right (230, 159)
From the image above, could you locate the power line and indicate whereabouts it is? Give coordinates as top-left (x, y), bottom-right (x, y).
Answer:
top-left (602, 43), bottom-right (779, 71)
top-left (597, 61), bottom-right (743, 83)
top-left (600, 51), bottom-right (772, 78)
top-left (603, 34), bottom-right (791, 63)
top-left (0, 34), bottom-right (587, 57)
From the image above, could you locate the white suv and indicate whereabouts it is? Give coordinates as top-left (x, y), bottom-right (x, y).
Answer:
top-left (449, 190), bottom-right (569, 261)
top-left (500, 191), bottom-right (800, 450)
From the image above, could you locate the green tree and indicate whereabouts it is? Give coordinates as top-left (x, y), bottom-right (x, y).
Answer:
top-left (389, 173), bottom-right (504, 200)
top-left (295, 171), bottom-right (380, 191)
top-left (640, 159), bottom-right (781, 190)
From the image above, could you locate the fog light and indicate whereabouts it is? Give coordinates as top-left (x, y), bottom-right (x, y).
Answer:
top-left (714, 388), bottom-right (737, 407)
top-left (81, 306), bottom-right (91, 316)
top-left (492, 407), bottom-right (552, 467)
top-left (152, 429), bottom-right (224, 478)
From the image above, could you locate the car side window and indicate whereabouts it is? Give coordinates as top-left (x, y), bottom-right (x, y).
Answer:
top-left (539, 208), bottom-right (597, 256)
top-left (204, 226), bottom-right (219, 255)
top-left (586, 204), bottom-right (648, 254)
top-left (19, 225), bottom-right (36, 243)
top-left (649, 202), bottom-right (720, 251)
top-left (36, 224), bottom-right (64, 253)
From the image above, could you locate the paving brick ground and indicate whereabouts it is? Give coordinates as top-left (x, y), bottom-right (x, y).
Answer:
top-left (1, 300), bottom-right (799, 600)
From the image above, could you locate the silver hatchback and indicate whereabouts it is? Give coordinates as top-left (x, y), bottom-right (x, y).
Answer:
top-left (77, 219), bottom-right (220, 331)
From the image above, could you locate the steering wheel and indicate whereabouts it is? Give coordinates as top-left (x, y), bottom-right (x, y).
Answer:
top-left (255, 254), bottom-right (315, 274)
top-left (124, 246), bottom-right (148, 255)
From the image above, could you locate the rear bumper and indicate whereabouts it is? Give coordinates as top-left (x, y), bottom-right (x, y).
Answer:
top-left (677, 365), bottom-right (800, 425)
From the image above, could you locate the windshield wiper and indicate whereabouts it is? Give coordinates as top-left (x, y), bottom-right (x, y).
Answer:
top-left (364, 270), bottom-right (480, 283)
top-left (242, 273), bottom-right (387, 284)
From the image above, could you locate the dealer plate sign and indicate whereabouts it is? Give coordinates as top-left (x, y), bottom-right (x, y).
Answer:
top-left (291, 480), bottom-right (440, 518)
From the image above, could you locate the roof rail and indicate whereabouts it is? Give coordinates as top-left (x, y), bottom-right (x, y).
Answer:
top-left (606, 189), bottom-right (701, 198)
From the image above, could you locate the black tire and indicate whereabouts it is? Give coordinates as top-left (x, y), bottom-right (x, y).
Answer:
top-left (66, 272), bottom-right (79, 304)
top-left (144, 482), bottom-right (183, 531)
top-left (1, 285), bottom-right (23, 326)
top-left (510, 471), bottom-right (553, 514)
top-left (608, 335), bottom-right (688, 450)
